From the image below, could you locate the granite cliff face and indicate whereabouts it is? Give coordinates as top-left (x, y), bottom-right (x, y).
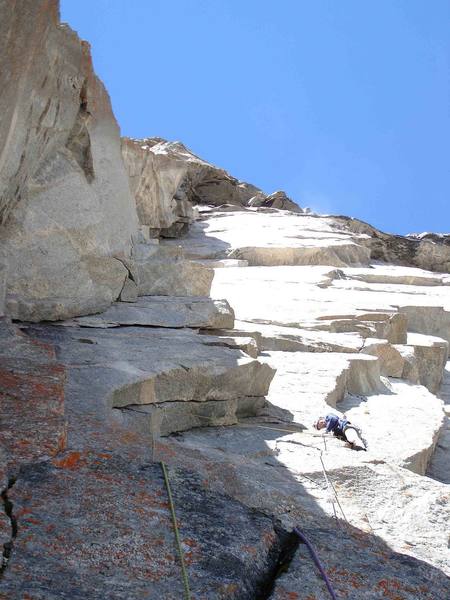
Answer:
top-left (1, 2), bottom-right (449, 599)
top-left (0, 0), bottom-right (141, 322)
top-left (120, 137), bottom-right (303, 240)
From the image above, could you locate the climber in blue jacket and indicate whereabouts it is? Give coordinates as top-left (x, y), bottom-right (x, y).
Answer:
top-left (314, 413), bottom-right (367, 450)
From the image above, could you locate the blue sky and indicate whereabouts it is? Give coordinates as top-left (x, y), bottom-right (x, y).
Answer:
top-left (61, 0), bottom-right (449, 235)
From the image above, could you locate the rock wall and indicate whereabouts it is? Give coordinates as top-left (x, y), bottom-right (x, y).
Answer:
top-left (122, 138), bottom-right (450, 273)
top-left (331, 215), bottom-right (450, 273)
top-left (121, 137), bottom-right (196, 238)
top-left (1, 2), bottom-right (450, 598)
top-left (0, 0), bottom-right (139, 321)
top-left (121, 137), bottom-right (304, 239)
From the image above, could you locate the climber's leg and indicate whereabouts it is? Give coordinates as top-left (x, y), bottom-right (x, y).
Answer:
top-left (344, 426), bottom-right (366, 450)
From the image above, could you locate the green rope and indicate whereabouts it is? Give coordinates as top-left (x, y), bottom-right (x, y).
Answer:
top-left (160, 461), bottom-right (191, 600)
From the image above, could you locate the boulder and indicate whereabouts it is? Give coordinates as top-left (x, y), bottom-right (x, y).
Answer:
top-left (247, 190), bottom-right (303, 213)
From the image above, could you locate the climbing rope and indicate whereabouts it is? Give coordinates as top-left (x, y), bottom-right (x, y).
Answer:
top-left (160, 462), bottom-right (191, 600)
top-left (318, 450), bottom-right (348, 524)
top-left (157, 418), bottom-right (343, 599)
top-left (186, 419), bottom-right (348, 526)
top-left (293, 527), bottom-right (338, 600)
top-left (249, 422), bottom-right (348, 524)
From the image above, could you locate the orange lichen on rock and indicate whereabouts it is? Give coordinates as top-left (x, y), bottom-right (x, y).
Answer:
top-left (53, 451), bottom-right (83, 469)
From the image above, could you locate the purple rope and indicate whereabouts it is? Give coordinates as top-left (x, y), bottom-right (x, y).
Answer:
top-left (293, 527), bottom-right (338, 600)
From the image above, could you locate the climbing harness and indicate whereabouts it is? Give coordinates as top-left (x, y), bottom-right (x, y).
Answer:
top-left (160, 462), bottom-right (191, 600)
top-left (343, 424), bottom-right (368, 450)
top-left (293, 527), bottom-right (338, 600)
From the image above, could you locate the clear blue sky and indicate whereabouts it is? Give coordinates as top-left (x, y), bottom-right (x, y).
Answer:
top-left (61, 0), bottom-right (449, 235)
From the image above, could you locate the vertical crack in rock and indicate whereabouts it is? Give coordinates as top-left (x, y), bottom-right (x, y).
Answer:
top-left (113, 256), bottom-right (137, 283)
top-left (254, 525), bottom-right (300, 600)
top-left (0, 477), bottom-right (17, 577)
top-left (65, 81), bottom-right (94, 183)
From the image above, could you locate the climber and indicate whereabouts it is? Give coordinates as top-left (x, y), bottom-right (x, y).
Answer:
top-left (313, 413), bottom-right (367, 451)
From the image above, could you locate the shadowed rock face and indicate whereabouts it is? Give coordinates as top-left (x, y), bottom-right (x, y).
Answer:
top-left (0, 0), bottom-right (139, 321)
top-left (0, 458), bottom-right (293, 600)
top-left (0, 321), bottom-right (283, 598)
top-left (0, 257), bottom-right (6, 317)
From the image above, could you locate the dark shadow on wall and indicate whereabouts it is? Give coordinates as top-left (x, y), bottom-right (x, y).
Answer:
top-left (161, 208), bottom-right (238, 261)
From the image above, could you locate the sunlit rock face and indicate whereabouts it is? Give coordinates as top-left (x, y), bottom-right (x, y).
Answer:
top-left (1, 2), bottom-right (450, 598)
top-left (121, 137), bottom-right (196, 238)
top-left (121, 137), bottom-right (304, 239)
top-left (175, 205), bottom-right (450, 584)
top-left (121, 137), bottom-right (261, 209)
top-left (165, 205), bottom-right (450, 272)
top-left (0, 0), bottom-right (139, 321)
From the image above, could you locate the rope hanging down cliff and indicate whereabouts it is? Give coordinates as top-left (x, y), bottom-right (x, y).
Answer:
top-left (158, 418), bottom-right (342, 599)
top-left (293, 528), bottom-right (339, 600)
top-left (160, 462), bottom-right (192, 600)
